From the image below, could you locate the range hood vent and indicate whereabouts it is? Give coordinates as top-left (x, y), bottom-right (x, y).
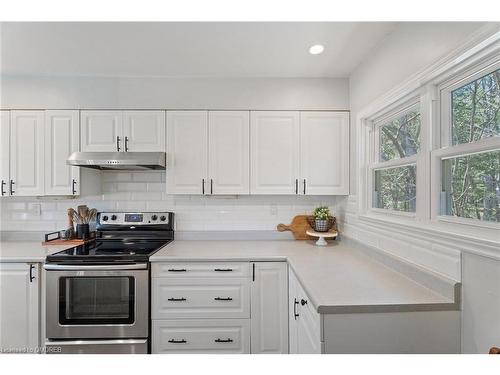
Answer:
top-left (67, 152), bottom-right (166, 171)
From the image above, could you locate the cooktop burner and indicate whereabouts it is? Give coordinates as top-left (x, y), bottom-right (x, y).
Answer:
top-left (46, 211), bottom-right (174, 264)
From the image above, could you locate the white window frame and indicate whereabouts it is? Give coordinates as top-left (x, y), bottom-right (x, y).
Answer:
top-left (431, 57), bottom-right (500, 228)
top-left (368, 98), bottom-right (421, 218)
top-left (358, 29), bottom-right (500, 242)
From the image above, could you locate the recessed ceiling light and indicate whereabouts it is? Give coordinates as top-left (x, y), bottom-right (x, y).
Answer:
top-left (309, 44), bottom-right (325, 55)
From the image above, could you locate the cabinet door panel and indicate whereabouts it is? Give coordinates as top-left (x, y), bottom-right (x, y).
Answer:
top-left (44, 110), bottom-right (80, 195)
top-left (208, 111), bottom-right (249, 195)
top-left (124, 111), bottom-right (165, 152)
top-left (10, 111), bottom-right (45, 196)
top-left (166, 111), bottom-right (208, 194)
top-left (80, 111), bottom-right (122, 152)
top-left (0, 111), bottom-right (10, 197)
top-left (300, 112), bottom-right (349, 195)
top-left (0, 263), bottom-right (39, 351)
top-left (250, 111), bottom-right (299, 194)
top-left (250, 262), bottom-right (288, 354)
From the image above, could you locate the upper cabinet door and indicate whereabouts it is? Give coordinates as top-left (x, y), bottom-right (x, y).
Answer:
top-left (80, 111), bottom-right (123, 152)
top-left (0, 111), bottom-right (10, 197)
top-left (166, 111), bottom-right (208, 194)
top-left (44, 110), bottom-right (80, 196)
top-left (9, 111), bottom-right (45, 196)
top-left (208, 111), bottom-right (250, 195)
top-left (300, 112), bottom-right (349, 195)
top-left (124, 111), bottom-right (166, 152)
top-left (250, 111), bottom-right (300, 194)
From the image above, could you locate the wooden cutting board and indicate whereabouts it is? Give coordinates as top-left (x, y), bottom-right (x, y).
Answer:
top-left (42, 239), bottom-right (94, 246)
top-left (276, 215), bottom-right (314, 240)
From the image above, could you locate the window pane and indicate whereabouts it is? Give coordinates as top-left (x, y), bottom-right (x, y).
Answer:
top-left (441, 150), bottom-right (500, 222)
top-left (451, 69), bottom-right (500, 145)
top-left (373, 165), bottom-right (416, 212)
top-left (379, 109), bottom-right (421, 161)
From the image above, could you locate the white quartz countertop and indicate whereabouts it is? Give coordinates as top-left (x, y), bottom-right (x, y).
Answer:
top-left (151, 240), bottom-right (458, 314)
top-left (0, 241), bottom-right (74, 262)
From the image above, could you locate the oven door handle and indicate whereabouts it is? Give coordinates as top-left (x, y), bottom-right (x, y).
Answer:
top-left (43, 263), bottom-right (148, 271)
top-left (46, 339), bottom-right (148, 346)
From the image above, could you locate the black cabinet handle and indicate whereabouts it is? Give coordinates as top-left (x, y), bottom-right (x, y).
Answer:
top-left (214, 297), bottom-right (233, 301)
top-left (116, 136), bottom-right (121, 151)
top-left (10, 180), bottom-right (15, 195)
top-left (210, 179), bottom-right (213, 194)
top-left (1, 180), bottom-right (5, 196)
top-left (215, 338), bottom-right (233, 343)
top-left (294, 298), bottom-right (299, 320)
top-left (167, 268), bottom-right (187, 272)
top-left (29, 264), bottom-right (35, 283)
top-left (295, 178), bottom-right (298, 194)
top-left (303, 179), bottom-right (306, 195)
top-left (214, 268), bottom-right (233, 272)
top-left (301, 299), bottom-right (308, 306)
top-left (167, 297), bottom-right (187, 302)
top-left (202, 179), bottom-right (205, 194)
top-left (125, 136), bottom-right (129, 152)
top-left (168, 339), bottom-right (187, 344)
top-left (72, 179), bottom-right (77, 195)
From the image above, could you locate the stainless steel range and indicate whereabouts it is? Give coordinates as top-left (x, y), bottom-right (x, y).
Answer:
top-left (44, 211), bottom-right (174, 354)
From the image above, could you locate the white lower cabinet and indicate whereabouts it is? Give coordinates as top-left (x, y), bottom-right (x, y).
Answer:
top-left (0, 263), bottom-right (40, 353)
top-left (151, 261), bottom-right (288, 354)
top-left (250, 262), bottom-right (288, 354)
top-left (288, 267), bottom-right (322, 354)
top-left (153, 319), bottom-right (250, 354)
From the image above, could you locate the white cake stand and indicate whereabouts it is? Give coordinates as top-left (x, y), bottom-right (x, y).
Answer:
top-left (306, 229), bottom-right (338, 246)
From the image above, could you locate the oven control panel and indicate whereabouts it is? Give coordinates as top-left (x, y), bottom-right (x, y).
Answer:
top-left (98, 212), bottom-right (171, 225)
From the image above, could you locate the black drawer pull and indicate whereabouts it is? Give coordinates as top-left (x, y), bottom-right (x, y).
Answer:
top-left (214, 297), bottom-right (233, 301)
top-left (214, 268), bottom-right (233, 272)
top-left (215, 338), bottom-right (233, 343)
top-left (168, 297), bottom-right (187, 302)
top-left (168, 339), bottom-right (187, 344)
top-left (168, 268), bottom-right (187, 272)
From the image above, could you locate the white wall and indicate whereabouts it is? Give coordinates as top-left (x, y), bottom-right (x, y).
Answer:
top-left (0, 76), bottom-right (349, 110)
top-left (343, 22), bottom-right (499, 354)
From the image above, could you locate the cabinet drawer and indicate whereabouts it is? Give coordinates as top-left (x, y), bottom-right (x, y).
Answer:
top-left (152, 262), bottom-right (250, 278)
top-left (152, 278), bottom-right (250, 319)
top-left (152, 319), bottom-right (250, 354)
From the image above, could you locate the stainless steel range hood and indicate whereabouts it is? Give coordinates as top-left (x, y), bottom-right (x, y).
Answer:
top-left (67, 152), bottom-right (166, 170)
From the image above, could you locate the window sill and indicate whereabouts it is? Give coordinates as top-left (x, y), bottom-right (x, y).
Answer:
top-left (357, 213), bottom-right (500, 259)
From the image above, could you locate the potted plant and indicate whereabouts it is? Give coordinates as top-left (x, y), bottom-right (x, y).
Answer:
top-left (312, 206), bottom-right (331, 232)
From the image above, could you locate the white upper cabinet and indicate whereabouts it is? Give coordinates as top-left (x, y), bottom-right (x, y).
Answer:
top-left (300, 111), bottom-right (349, 195)
top-left (9, 111), bottom-right (45, 196)
top-left (250, 262), bottom-right (289, 354)
top-left (208, 111), bottom-right (250, 195)
top-left (81, 111), bottom-right (123, 152)
top-left (250, 111), bottom-right (300, 194)
top-left (81, 110), bottom-right (166, 152)
top-left (124, 111), bottom-right (166, 152)
top-left (167, 111), bottom-right (208, 194)
top-left (44, 110), bottom-right (80, 196)
top-left (0, 111), bottom-right (10, 197)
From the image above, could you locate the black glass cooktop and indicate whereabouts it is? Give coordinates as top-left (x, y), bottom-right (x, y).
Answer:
top-left (46, 239), bottom-right (171, 263)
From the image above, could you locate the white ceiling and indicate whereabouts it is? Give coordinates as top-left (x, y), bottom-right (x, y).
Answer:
top-left (0, 22), bottom-right (397, 78)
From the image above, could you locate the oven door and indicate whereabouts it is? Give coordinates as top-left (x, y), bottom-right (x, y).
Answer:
top-left (44, 263), bottom-right (148, 339)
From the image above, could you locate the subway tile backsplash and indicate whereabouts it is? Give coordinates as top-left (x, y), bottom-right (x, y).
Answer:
top-left (0, 171), bottom-right (337, 232)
